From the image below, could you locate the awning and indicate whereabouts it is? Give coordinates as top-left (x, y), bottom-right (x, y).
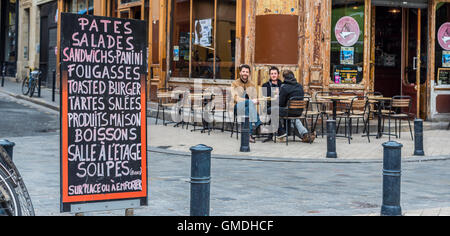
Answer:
top-left (372, 0), bottom-right (428, 9)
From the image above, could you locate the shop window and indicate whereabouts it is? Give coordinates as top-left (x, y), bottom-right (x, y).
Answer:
top-left (171, 0), bottom-right (236, 80)
top-left (436, 3), bottom-right (450, 86)
top-left (330, 0), bottom-right (364, 85)
top-left (4, 0), bottom-right (17, 62)
top-left (120, 0), bottom-right (141, 4)
top-left (66, 0), bottom-right (94, 14)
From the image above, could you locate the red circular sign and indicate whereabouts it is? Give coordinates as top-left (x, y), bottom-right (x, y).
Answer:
top-left (438, 23), bottom-right (450, 50)
top-left (335, 16), bottom-right (360, 47)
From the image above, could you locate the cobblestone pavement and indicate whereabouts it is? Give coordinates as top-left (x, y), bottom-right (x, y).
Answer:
top-left (7, 133), bottom-right (450, 216)
top-left (148, 122), bottom-right (450, 160)
top-left (2, 80), bottom-right (450, 216)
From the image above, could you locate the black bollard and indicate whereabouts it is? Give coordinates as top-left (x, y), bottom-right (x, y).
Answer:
top-left (37, 70), bottom-right (42, 98)
top-left (381, 141), bottom-right (403, 216)
top-left (240, 100), bottom-right (250, 152)
top-left (0, 140), bottom-right (15, 160)
top-left (326, 120), bottom-right (337, 158)
top-left (414, 119), bottom-right (425, 156)
top-left (190, 144), bottom-right (213, 216)
top-left (1, 62), bottom-right (5, 87)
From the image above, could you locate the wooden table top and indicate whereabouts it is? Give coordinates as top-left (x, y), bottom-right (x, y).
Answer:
top-left (368, 96), bottom-right (392, 100)
top-left (320, 96), bottom-right (355, 100)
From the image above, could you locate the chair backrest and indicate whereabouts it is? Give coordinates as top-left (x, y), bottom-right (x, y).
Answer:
top-left (350, 96), bottom-right (368, 114)
top-left (212, 94), bottom-right (227, 110)
top-left (392, 96), bottom-right (411, 108)
top-left (287, 96), bottom-right (309, 112)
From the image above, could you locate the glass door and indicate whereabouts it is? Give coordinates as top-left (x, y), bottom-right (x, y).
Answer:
top-left (401, 8), bottom-right (428, 119)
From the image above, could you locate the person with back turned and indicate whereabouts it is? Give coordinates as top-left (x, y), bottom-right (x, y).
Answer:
top-left (277, 70), bottom-right (315, 143)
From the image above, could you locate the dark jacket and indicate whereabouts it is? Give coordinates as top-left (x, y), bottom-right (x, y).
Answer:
top-left (262, 79), bottom-right (282, 98)
top-left (279, 76), bottom-right (304, 108)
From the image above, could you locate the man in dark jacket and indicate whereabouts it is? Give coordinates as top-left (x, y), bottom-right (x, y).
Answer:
top-left (279, 70), bottom-right (304, 117)
top-left (277, 70), bottom-right (313, 142)
top-left (261, 66), bottom-right (283, 142)
top-left (262, 66), bottom-right (283, 101)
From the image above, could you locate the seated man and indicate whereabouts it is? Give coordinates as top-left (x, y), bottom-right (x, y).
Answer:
top-left (278, 70), bottom-right (315, 142)
top-left (261, 66), bottom-right (283, 142)
top-left (231, 64), bottom-right (262, 143)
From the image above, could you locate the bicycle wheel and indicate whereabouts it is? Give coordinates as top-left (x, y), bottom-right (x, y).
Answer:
top-left (29, 79), bottom-right (37, 98)
top-left (0, 169), bottom-right (21, 216)
top-left (21, 77), bottom-right (30, 95)
top-left (0, 147), bottom-right (34, 216)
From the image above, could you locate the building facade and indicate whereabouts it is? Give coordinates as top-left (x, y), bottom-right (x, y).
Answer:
top-left (17, 0), bottom-right (450, 122)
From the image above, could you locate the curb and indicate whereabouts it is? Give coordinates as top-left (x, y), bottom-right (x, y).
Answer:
top-left (0, 89), bottom-right (59, 112)
top-left (148, 146), bottom-right (450, 164)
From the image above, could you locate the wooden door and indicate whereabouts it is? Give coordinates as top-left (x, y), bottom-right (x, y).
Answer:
top-left (402, 8), bottom-right (428, 119)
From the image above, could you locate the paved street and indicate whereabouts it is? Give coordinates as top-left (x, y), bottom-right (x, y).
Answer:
top-left (0, 93), bottom-right (59, 138)
top-left (1, 89), bottom-right (450, 216)
top-left (7, 133), bottom-right (450, 216)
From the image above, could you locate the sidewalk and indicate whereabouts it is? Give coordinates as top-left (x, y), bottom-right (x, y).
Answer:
top-left (148, 121), bottom-right (450, 161)
top-left (2, 79), bottom-right (450, 161)
top-left (0, 78), bottom-right (60, 111)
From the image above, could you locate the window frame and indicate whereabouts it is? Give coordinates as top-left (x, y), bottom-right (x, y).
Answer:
top-left (330, 0), bottom-right (366, 85)
top-left (169, 0), bottom-right (238, 81)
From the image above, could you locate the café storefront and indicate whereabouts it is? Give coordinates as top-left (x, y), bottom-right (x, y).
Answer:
top-left (54, 0), bottom-right (450, 122)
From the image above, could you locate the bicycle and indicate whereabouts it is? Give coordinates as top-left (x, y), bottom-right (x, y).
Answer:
top-left (0, 146), bottom-right (35, 216)
top-left (21, 67), bottom-right (41, 98)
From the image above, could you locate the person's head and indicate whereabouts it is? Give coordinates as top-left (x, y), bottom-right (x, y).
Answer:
top-left (239, 64), bottom-right (251, 82)
top-left (269, 66), bottom-right (279, 82)
top-left (282, 70), bottom-right (297, 84)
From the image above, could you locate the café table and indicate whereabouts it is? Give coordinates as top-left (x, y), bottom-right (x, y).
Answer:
top-left (320, 96), bottom-right (355, 120)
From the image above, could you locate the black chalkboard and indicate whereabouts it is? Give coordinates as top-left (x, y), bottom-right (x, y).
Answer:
top-left (438, 68), bottom-right (450, 85)
top-left (60, 13), bottom-right (148, 210)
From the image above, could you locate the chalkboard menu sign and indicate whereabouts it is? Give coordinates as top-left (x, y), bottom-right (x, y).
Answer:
top-left (60, 13), bottom-right (148, 210)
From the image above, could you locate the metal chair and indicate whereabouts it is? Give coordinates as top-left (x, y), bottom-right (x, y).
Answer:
top-left (382, 95), bottom-right (414, 140)
top-left (280, 96), bottom-right (310, 146)
top-left (337, 96), bottom-right (370, 144)
top-left (155, 88), bottom-right (179, 126)
top-left (314, 91), bottom-right (332, 138)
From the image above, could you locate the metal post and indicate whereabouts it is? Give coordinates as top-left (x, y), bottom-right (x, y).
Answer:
top-left (52, 70), bottom-right (56, 102)
top-left (240, 100), bottom-right (250, 152)
top-left (190, 144), bottom-right (213, 216)
top-left (381, 141), bottom-right (403, 216)
top-left (1, 62), bottom-right (5, 87)
top-left (326, 120), bottom-right (337, 158)
top-left (37, 69), bottom-right (42, 98)
top-left (414, 119), bottom-right (425, 156)
top-left (0, 140), bottom-right (15, 160)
